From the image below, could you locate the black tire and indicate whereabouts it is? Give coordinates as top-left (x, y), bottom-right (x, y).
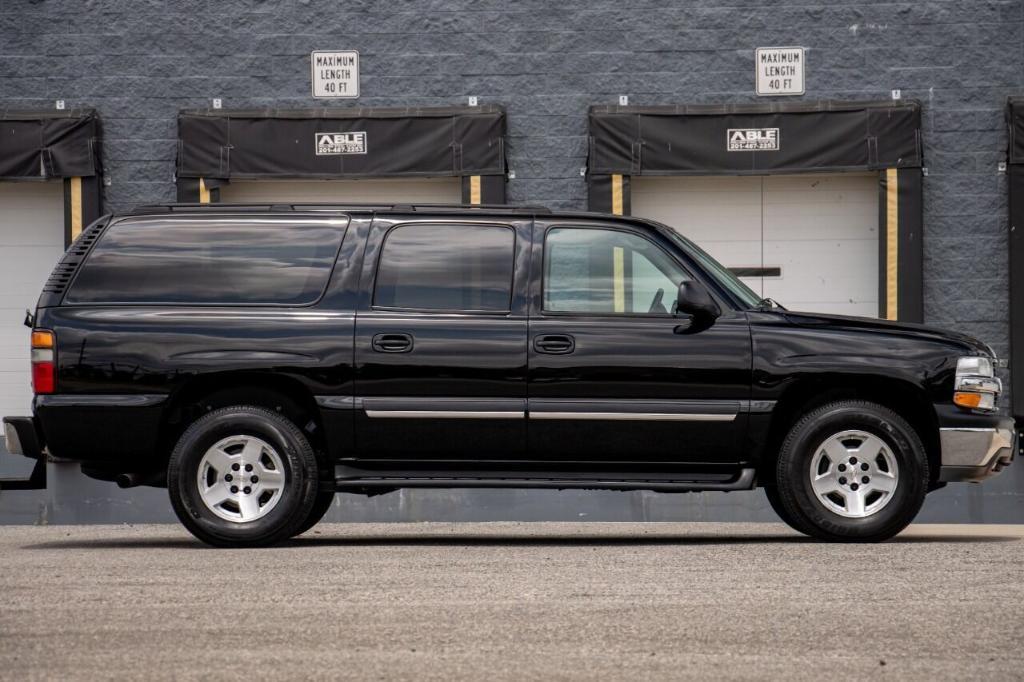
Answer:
top-left (762, 484), bottom-right (816, 536)
top-left (167, 405), bottom-right (320, 548)
top-left (292, 490), bottom-right (335, 537)
top-left (774, 400), bottom-right (929, 542)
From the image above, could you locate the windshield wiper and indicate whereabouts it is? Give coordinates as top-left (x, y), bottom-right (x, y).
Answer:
top-left (755, 297), bottom-right (787, 311)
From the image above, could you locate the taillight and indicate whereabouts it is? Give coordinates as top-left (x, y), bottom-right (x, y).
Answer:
top-left (31, 329), bottom-right (55, 395)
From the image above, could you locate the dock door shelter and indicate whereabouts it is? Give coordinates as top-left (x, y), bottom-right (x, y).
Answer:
top-left (176, 106), bottom-right (507, 206)
top-left (587, 100), bottom-right (924, 321)
top-left (0, 109), bottom-right (103, 423)
top-left (1006, 97), bottom-right (1024, 419)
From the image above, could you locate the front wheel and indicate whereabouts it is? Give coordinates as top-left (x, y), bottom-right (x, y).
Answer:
top-left (292, 491), bottom-right (336, 537)
top-left (763, 484), bottom-right (815, 536)
top-left (774, 400), bottom-right (929, 542)
top-left (167, 406), bottom-right (320, 547)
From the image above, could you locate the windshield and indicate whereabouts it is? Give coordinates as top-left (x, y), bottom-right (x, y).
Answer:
top-left (662, 229), bottom-right (763, 309)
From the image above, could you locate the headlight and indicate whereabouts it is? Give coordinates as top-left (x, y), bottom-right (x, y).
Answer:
top-left (957, 356), bottom-right (993, 377)
top-left (954, 356), bottom-right (1000, 411)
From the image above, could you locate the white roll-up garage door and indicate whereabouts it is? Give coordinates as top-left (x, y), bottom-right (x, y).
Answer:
top-left (0, 181), bottom-right (65, 420)
top-left (219, 177), bottom-right (463, 204)
top-left (631, 173), bottom-right (879, 317)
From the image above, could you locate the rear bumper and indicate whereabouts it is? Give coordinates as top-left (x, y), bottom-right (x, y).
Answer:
top-left (33, 393), bottom-right (165, 463)
top-left (939, 421), bottom-right (1016, 482)
top-left (1, 417), bottom-right (46, 490)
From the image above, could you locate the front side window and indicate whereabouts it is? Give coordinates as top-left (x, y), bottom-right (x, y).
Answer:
top-left (67, 218), bottom-right (345, 305)
top-left (662, 229), bottom-right (762, 309)
top-left (544, 227), bottom-right (690, 314)
top-left (374, 223), bottom-right (515, 312)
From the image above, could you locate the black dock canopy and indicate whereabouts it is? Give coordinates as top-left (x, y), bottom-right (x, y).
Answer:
top-left (176, 105), bottom-right (508, 204)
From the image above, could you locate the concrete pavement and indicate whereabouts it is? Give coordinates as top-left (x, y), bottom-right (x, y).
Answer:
top-left (1, 522), bottom-right (1022, 680)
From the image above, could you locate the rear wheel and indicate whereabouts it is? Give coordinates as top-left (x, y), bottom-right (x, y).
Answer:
top-left (774, 400), bottom-right (928, 542)
top-left (168, 405), bottom-right (320, 547)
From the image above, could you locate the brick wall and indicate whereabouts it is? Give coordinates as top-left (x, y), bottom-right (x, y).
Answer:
top-left (1, 0), bottom-right (1022, 523)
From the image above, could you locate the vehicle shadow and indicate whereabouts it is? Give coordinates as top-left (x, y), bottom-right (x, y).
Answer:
top-left (290, 532), bottom-right (1021, 547)
top-left (21, 531), bottom-right (1020, 551)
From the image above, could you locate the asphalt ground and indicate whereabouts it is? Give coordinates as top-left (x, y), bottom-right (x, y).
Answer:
top-left (1, 522), bottom-right (1022, 680)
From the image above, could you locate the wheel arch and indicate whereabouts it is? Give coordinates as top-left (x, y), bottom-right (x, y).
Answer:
top-left (759, 374), bottom-right (940, 486)
top-left (158, 372), bottom-right (326, 465)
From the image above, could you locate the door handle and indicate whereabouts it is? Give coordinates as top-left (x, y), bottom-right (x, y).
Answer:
top-left (534, 334), bottom-right (575, 354)
top-left (372, 333), bottom-right (414, 353)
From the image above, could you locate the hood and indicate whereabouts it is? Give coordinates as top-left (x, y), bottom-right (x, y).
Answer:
top-left (777, 310), bottom-right (994, 357)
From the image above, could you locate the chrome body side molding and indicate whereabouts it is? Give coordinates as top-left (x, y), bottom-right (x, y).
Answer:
top-left (314, 396), bottom-right (775, 421)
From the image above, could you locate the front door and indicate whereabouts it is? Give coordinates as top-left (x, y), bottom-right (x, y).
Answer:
top-left (353, 217), bottom-right (530, 461)
top-left (527, 222), bottom-right (752, 465)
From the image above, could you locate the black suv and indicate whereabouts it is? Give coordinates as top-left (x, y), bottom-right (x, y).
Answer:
top-left (2, 203), bottom-right (1016, 547)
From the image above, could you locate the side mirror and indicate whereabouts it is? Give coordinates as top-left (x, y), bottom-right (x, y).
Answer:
top-left (675, 280), bottom-right (721, 323)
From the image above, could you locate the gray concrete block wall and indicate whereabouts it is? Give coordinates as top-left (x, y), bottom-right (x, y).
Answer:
top-left (1, 0), bottom-right (1022, 523)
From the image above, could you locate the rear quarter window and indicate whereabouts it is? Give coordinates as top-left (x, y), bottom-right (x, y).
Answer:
top-left (66, 217), bottom-right (345, 305)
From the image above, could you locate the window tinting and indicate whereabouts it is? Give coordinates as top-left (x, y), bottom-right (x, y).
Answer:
top-left (374, 224), bottom-right (514, 311)
top-left (545, 227), bottom-right (689, 314)
top-left (67, 218), bottom-right (344, 305)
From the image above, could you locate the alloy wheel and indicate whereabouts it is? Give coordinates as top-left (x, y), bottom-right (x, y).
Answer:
top-left (196, 435), bottom-right (286, 523)
top-left (808, 429), bottom-right (899, 518)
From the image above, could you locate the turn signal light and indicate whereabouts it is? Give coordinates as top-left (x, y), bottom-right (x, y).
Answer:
top-left (30, 330), bottom-right (55, 395)
top-left (953, 391), bottom-right (983, 409)
top-left (31, 330), bottom-right (54, 348)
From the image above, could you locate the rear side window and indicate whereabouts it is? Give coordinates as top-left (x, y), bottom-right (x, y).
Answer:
top-left (373, 223), bottom-right (514, 312)
top-left (66, 218), bottom-right (345, 305)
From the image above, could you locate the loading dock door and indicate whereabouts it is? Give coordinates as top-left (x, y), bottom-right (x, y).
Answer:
top-left (631, 172), bottom-right (879, 317)
top-left (0, 181), bottom-right (65, 419)
top-left (218, 177), bottom-right (463, 204)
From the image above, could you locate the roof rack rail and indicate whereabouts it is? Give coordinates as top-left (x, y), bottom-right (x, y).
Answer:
top-left (127, 202), bottom-right (553, 215)
top-left (389, 203), bottom-right (553, 214)
top-left (127, 203), bottom-right (389, 215)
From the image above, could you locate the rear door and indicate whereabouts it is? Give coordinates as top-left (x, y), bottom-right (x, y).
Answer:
top-left (353, 216), bottom-right (530, 461)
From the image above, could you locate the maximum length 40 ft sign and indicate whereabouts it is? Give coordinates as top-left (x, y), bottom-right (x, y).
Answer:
top-left (312, 51), bottom-right (360, 98)
top-left (756, 47), bottom-right (804, 96)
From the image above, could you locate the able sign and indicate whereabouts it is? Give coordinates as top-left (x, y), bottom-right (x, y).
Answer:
top-left (315, 132), bottom-right (367, 155)
top-left (755, 47), bottom-right (804, 96)
top-left (311, 51), bottom-right (359, 98)
top-left (727, 128), bottom-right (780, 152)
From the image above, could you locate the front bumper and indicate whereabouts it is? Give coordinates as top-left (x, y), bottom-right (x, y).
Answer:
top-left (939, 420), bottom-right (1017, 482)
top-left (1, 416), bottom-right (46, 491)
